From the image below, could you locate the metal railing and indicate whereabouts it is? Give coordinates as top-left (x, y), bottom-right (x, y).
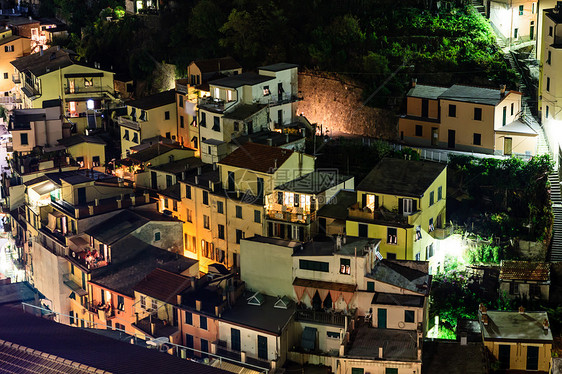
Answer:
top-left (296, 309), bottom-right (346, 326)
top-left (20, 302), bottom-right (269, 373)
top-left (64, 85), bottom-right (115, 95)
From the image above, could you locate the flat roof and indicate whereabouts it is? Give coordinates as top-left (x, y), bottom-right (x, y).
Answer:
top-left (149, 156), bottom-right (204, 175)
top-left (317, 190), bottom-right (357, 220)
top-left (85, 210), bottom-right (149, 245)
top-left (347, 327), bottom-right (419, 361)
top-left (422, 341), bottom-right (486, 374)
top-left (368, 260), bottom-right (431, 295)
top-left (0, 282), bottom-right (37, 306)
top-left (481, 310), bottom-right (553, 342)
top-left (371, 292), bottom-right (424, 307)
top-left (259, 63), bottom-right (298, 72)
top-left (358, 158), bottom-right (446, 198)
top-left (209, 72), bottom-right (274, 89)
top-left (223, 104), bottom-right (267, 120)
top-left (57, 134), bottom-right (106, 147)
top-left (295, 236), bottom-right (380, 257)
top-left (126, 90), bottom-right (176, 110)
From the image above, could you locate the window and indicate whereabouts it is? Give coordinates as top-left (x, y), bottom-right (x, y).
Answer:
top-left (201, 240), bottom-right (213, 258)
top-left (123, 129), bottom-right (129, 140)
top-left (236, 229), bottom-right (244, 244)
top-left (299, 259), bottom-right (329, 272)
top-left (530, 283), bottom-right (540, 297)
top-left (415, 125), bottom-right (422, 137)
top-left (448, 104), bottom-right (456, 117)
top-left (351, 369), bottom-right (364, 374)
top-left (164, 111), bottom-right (170, 120)
top-left (213, 116), bottom-right (220, 131)
top-left (154, 232), bottom-right (161, 241)
top-left (20, 133), bottom-right (28, 145)
top-left (532, 2), bottom-right (535, 13)
top-left (403, 198), bottom-right (414, 214)
top-left (69, 310), bottom-right (75, 325)
top-left (405, 310), bottom-right (415, 323)
top-left (185, 311), bottom-right (192, 325)
top-left (546, 105), bottom-right (550, 119)
top-left (294, 194), bottom-right (300, 207)
top-left (514, 28), bottom-right (518, 39)
top-left (415, 252), bottom-right (421, 260)
top-left (4, 45), bottom-right (13, 52)
top-left (473, 133), bottom-right (481, 146)
top-left (93, 156), bottom-right (100, 167)
top-left (180, 116), bottom-right (184, 128)
top-left (76, 157), bottom-right (84, 167)
top-left (429, 217), bottom-right (434, 232)
top-left (71, 264), bottom-right (74, 275)
top-left (186, 208), bottom-right (192, 222)
top-left (200, 112), bottom-right (206, 127)
top-left (151, 299), bottom-right (157, 311)
top-left (217, 201), bottom-right (224, 214)
top-left (387, 228), bottom-right (397, 244)
top-left (550, 26), bottom-right (554, 37)
top-left (503, 106), bottom-right (507, 126)
top-left (234, 121), bottom-right (239, 131)
top-left (200, 316), bottom-right (207, 330)
top-left (277, 192), bottom-right (283, 204)
top-left (429, 191), bottom-right (434, 206)
top-left (203, 215), bottom-right (210, 229)
top-left (185, 185), bottom-right (191, 199)
top-left (166, 175), bottom-right (173, 188)
top-left (218, 224), bottom-right (225, 240)
top-left (327, 331), bottom-right (340, 339)
top-left (117, 295), bottom-right (125, 311)
top-left (235, 205), bottom-right (242, 218)
top-left (474, 107), bottom-right (482, 121)
top-left (202, 191), bottom-right (209, 205)
top-left (387, 253), bottom-right (397, 260)
top-left (426, 243), bottom-right (434, 258)
top-left (254, 210), bottom-right (261, 223)
top-left (164, 198), bottom-right (169, 209)
top-left (511, 102), bottom-right (514, 116)
top-left (510, 282), bottom-right (519, 295)
top-left (185, 333), bottom-right (194, 349)
top-left (340, 258), bottom-right (351, 274)
top-left (173, 200), bottom-right (178, 212)
top-left (140, 295), bottom-right (146, 309)
top-left (263, 85), bottom-right (270, 96)
top-left (548, 51), bottom-right (552, 65)
top-left (519, 4), bottom-right (524, 15)
top-left (547, 77), bottom-right (551, 92)
top-left (69, 291), bottom-right (76, 300)
top-left (438, 186), bottom-right (443, 201)
top-left (367, 281), bottom-right (375, 292)
top-left (358, 223), bottom-right (368, 237)
top-left (385, 369), bottom-right (398, 374)
top-left (3, 73), bottom-right (7, 79)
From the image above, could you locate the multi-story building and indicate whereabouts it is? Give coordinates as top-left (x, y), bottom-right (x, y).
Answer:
top-left (345, 158), bottom-right (447, 268)
top-left (489, 0), bottom-right (538, 45)
top-left (539, 4), bottom-right (562, 165)
top-left (118, 90), bottom-right (178, 158)
top-left (0, 27), bottom-right (30, 108)
top-left (498, 260), bottom-right (550, 300)
top-left (11, 46), bottom-right (116, 134)
top-left (398, 83), bottom-right (537, 157)
top-left (56, 134), bottom-right (106, 170)
top-left (479, 306), bottom-right (552, 371)
top-left (197, 63), bottom-right (300, 163)
top-left (265, 171), bottom-right (354, 241)
top-left (8, 105), bottom-right (64, 154)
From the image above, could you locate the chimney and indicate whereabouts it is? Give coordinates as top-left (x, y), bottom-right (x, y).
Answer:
top-left (197, 166), bottom-right (202, 175)
top-left (190, 277), bottom-right (196, 289)
top-left (196, 300), bottom-right (202, 311)
top-left (130, 193), bottom-right (136, 206)
top-left (267, 138), bottom-right (273, 146)
top-left (150, 322), bottom-right (156, 336)
top-left (176, 294), bottom-right (182, 305)
top-left (378, 347), bottom-right (383, 358)
top-left (412, 78), bottom-right (417, 88)
top-left (215, 305), bottom-right (221, 317)
top-left (144, 191), bottom-right (150, 203)
top-left (213, 162), bottom-right (217, 171)
top-left (544, 319), bottom-right (550, 331)
top-left (519, 305), bottom-right (525, 314)
top-left (336, 235), bottom-right (342, 251)
top-left (195, 176), bottom-right (198, 185)
top-left (88, 205), bottom-right (94, 215)
top-left (208, 180), bottom-right (212, 190)
top-left (94, 198), bottom-right (100, 206)
top-left (135, 312), bottom-right (139, 324)
top-left (39, 46), bottom-right (43, 56)
top-left (274, 159), bottom-right (278, 170)
top-left (117, 199), bottom-right (122, 209)
top-left (286, 133), bottom-right (289, 143)
top-left (500, 84), bottom-right (506, 96)
top-left (237, 190), bottom-right (240, 199)
top-left (482, 314), bottom-right (489, 326)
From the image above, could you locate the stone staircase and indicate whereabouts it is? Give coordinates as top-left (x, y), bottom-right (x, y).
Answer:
top-left (549, 173), bottom-right (562, 261)
top-left (471, 0), bottom-right (486, 16)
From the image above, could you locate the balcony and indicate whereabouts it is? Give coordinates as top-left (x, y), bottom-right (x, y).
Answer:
top-left (133, 315), bottom-right (177, 338)
top-left (68, 248), bottom-right (108, 271)
top-left (62, 273), bottom-right (88, 297)
top-left (12, 74), bottom-right (20, 84)
top-left (83, 300), bottom-right (115, 321)
top-left (118, 116), bottom-right (141, 131)
top-left (256, 93), bottom-right (301, 107)
top-left (429, 225), bottom-right (454, 240)
top-left (295, 308), bottom-right (347, 327)
top-left (267, 209), bottom-right (315, 224)
top-left (64, 85), bottom-right (115, 96)
top-left (347, 204), bottom-right (420, 226)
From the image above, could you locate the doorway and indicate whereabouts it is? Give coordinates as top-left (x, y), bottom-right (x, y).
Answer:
top-left (504, 137), bottom-right (512, 155)
top-left (431, 127), bottom-right (438, 146)
top-left (447, 130), bottom-right (455, 148)
top-left (377, 308), bottom-right (387, 328)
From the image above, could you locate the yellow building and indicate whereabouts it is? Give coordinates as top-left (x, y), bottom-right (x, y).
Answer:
top-left (8, 106), bottom-right (63, 154)
top-left (118, 90), bottom-right (178, 158)
top-left (399, 83), bottom-right (537, 157)
top-left (57, 134), bottom-right (106, 170)
top-left (346, 158), bottom-right (447, 263)
top-left (0, 28), bottom-right (30, 106)
top-left (479, 308), bottom-right (552, 371)
top-left (11, 46), bottom-right (116, 134)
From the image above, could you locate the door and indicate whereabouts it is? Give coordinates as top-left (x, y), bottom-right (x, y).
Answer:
top-left (503, 106), bottom-right (507, 126)
top-left (447, 130), bottom-right (455, 148)
top-left (228, 172), bottom-right (235, 192)
top-left (358, 224), bottom-right (368, 238)
top-left (231, 328), bottom-right (241, 351)
top-left (377, 308), bottom-right (387, 328)
top-left (431, 127), bottom-right (438, 146)
top-left (200, 338), bottom-right (208, 358)
top-left (319, 218), bottom-right (326, 235)
top-left (277, 109), bottom-right (283, 125)
top-left (77, 187), bottom-right (86, 205)
top-left (422, 99), bottom-right (429, 117)
top-left (256, 177), bottom-right (264, 200)
top-left (530, 25), bottom-right (535, 40)
top-left (526, 346), bottom-right (539, 371)
top-left (151, 171), bottom-right (157, 190)
top-left (257, 335), bottom-right (268, 360)
top-left (504, 137), bottom-right (512, 155)
top-left (498, 344), bottom-right (510, 369)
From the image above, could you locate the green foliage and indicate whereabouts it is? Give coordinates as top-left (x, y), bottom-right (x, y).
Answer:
top-left (0, 105), bottom-right (7, 121)
top-left (466, 238), bottom-right (500, 264)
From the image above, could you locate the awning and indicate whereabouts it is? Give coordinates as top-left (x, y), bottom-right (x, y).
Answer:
top-left (30, 181), bottom-right (57, 196)
top-left (63, 279), bottom-right (88, 297)
top-left (301, 327), bottom-right (317, 350)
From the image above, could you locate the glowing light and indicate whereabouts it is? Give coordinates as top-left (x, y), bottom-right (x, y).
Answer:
top-left (87, 100), bottom-right (95, 110)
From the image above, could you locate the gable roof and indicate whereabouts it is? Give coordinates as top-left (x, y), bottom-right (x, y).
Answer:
top-left (11, 46), bottom-right (77, 77)
top-left (407, 84), bottom-right (448, 100)
top-left (126, 90), bottom-right (176, 110)
top-left (57, 134), bottom-right (106, 147)
top-left (219, 142), bottom-right (294, 174)
top-left (439, 84), bottom-right (521, 106)
top-left (192, 57), bottom-right (241, 73)
top-left (134, 268), bottom-right (191, 303)
top-left (500, 261), bottom-right (550, 282)
top-left (358, 158), bottom-right (446, 197)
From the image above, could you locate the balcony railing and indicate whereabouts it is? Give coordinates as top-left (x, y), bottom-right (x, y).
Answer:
top-left (295, 309), bottom-right (347, 327)
top-left (348, 205), bottom-right (420, 226)
top-left (69, 249), bottom-right (108, 270)
top-left (429, 225), bottom-right (454, 239)
top-left (256, 93), bottom-right (301, 107)
top-left (64, 85), bottom-right (115, 95)
top-left (12, 74), bottom-right (20, 84)
top-left (118, 116), bottom-right (141, 131)
top-left (267, 209), bottom-right (315, 224)
top-left (83, 300), bottom-right (115, 320)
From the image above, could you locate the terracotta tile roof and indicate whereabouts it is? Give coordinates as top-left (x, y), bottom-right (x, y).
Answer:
top-left (219, 142), bottom-right (294, 174)
top-left (500, 261), bottom-right (550, 281)
top-left (134, 268), bottom-right (191, 303)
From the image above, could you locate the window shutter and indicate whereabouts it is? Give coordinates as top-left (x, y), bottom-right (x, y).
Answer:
top-left (375, 195), bottom-right (379, 209)
top-left (398, 198), bottom-right (403, 214)
top-left (362, 193), bottom-right (367, 208)
top-left (412, 199), bottom-right (417, 212)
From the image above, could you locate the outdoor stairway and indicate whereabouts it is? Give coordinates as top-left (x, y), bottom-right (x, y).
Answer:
top-left (549, 173), bottom-right (562, 261)
top-left (471, 0), bottom-right (486, 16)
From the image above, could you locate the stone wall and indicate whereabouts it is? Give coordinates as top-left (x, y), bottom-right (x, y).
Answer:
top-left (296, 72), bottom-right (397, 140)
